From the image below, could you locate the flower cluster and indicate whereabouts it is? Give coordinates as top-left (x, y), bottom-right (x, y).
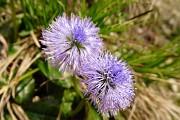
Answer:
top-left (41, 13), bottom-right (135, 116)
top-left (40, 13), bottom-right (103, 73)
top-left (80, 53), bottom-right (135, 116)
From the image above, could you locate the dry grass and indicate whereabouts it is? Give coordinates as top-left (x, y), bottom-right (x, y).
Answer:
top-left (127, 82), bottom-right (180, 120)
top-left (115, 0), bottom-right (180, 119)
top-left (0, 34), bottom-right (41, 120)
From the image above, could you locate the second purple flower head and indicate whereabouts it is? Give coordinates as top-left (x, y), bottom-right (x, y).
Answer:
top-left (81, 52), bottom-right (135, 116)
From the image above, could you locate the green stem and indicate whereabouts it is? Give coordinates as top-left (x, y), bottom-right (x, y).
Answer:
top-left (72, 76), bottom-right (83, 98)
top-left (67, 76), bottom-right (85, 116)
top-left (68, 98), bottom-right (85, 116)
top-left (19, 68), bottom-right (39, 81)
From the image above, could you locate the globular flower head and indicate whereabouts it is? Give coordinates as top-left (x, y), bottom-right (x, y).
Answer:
top-left (40, 13), bottom-right (103, 73)
top-left (80, 52), bottom-right (135, 116)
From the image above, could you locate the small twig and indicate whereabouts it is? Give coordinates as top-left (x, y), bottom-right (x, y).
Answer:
top-left (127, 9), bottom-right (154, 21)
top-left (134, 72), bottom-right (180, 86)
top-left (128, 98), bottom-right (137, 120)
top-left (0, 89), bottom-right (11, 113)
top-left (0, 43), bottom-right (28, 76)
top-left (0, 33), bottom-right (8, 53)
top-left (11, 103), bottom-right (29, 120)
top-left (8, 57), bottom-right (20, 81)
top-left (30, 30), bottom-right (41, 48)
top-left (7, 102), bottom-right (18, 120)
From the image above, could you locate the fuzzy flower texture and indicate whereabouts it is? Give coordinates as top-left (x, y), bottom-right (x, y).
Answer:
top-left (41, 13), bottom-right (103, 73)
top-left (81, 53), bottom-right (135, 116)
top-left (41, 13), bottom-right (135, 116)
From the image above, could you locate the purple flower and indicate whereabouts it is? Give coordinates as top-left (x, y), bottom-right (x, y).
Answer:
top-left (40, 13), bottom-right (103, 73)
top-left (81, 52), bottom-right (135, 116)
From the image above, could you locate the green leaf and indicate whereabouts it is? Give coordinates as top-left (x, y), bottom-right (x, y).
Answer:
top-left (52, 78), bottom-right (72, 88)
top-left (86, 103), bottom-right (102, 120)
top-left (38, 60), bottom-right (49, 77)
top-left (26, 111), bottom-right (56, 120)
top-left (60, 102), bottom-right (73, 116)
top-left (48, 63), bottom-right (62, 79)
top-left (23, 99), bottom-right (60, 119)
top-left (15, 77), bottom-right (35, 104)
top-left (5, 113), bottom-right (12, 120)
top-left (62, 89), bottom-right (76, 102)
top-left (60, 89), bottom-right (77, 116)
